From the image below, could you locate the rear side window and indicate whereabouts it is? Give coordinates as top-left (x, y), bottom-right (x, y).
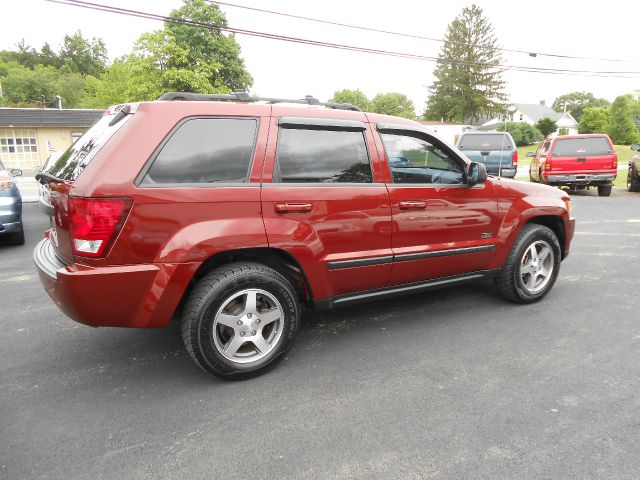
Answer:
top-left (458, 134), bottom-right (512, 151)
top-left (274, 128), bottom-right (372, 183)
top-left (142, 118), bottom-right (258, 185)
top-left (48, 114), bottom-right (129, 181)
top-left (551, 137), bottom-right (612, 157)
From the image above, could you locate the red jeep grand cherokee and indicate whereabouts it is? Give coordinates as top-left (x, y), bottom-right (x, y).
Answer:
top-left (34, 93), bottom-right (575, 380)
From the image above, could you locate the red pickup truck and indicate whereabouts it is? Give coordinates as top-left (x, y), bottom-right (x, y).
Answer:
top-left (528, 134), bottom-right (618, 196)
top-left (34, 93), bottom-right (575, 379)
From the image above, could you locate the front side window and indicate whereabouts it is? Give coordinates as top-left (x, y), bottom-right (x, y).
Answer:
top-left (274, 128), bottom-right (372, 183)
top-left (381, 133), bottom-right (465, 185)
top-left (142, 118), bottom-right (258, 185)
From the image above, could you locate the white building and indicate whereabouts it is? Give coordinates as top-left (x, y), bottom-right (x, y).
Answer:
top-left (481, 101), bottom-right (579, 137)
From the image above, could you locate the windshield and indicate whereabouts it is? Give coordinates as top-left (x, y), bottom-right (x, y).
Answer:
top-left (459, 134), bottom-right (511, 151)
top-left (47, 113), bottom-right (131, 181)
top-left (552, 137), bottom-right (612, 156)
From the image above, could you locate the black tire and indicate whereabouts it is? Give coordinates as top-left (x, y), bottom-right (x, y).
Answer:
top-left (3, 224), bottom-right (25, 246)
top-left (495, 224), bottom-right (561, 304)
top-left (181, 262), bottom-right (300, 380)
top-left (597, 185), bottom-right (612, 197)
top-left (628, 170), bottom-right (640, 192)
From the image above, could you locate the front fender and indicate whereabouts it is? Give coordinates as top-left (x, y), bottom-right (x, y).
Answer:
top-left (491, 195), bottom-right (568, 269)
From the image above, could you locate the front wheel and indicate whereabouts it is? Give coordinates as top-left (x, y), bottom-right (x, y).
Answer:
top-left (495, 224), bottom-right (561, 304)
top-left (181, 262), bottom-right (300, 380)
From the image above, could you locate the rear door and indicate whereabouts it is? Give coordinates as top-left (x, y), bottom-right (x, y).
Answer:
top-left (261, 115), bottom-right (393, 299)
top-left (547, 136), bottom-right (617, 174)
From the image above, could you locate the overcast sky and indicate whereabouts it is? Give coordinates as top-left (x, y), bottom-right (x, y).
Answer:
top-left (2, 0), bottom-right (639, 112)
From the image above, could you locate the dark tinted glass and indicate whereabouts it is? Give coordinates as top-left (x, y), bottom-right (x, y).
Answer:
top-left (143, 118), bottom-right (257, 184)
top-left (48, 114), bottom-right (125, 181)
top-left (458, 133), bottom-right (512, 151)
top-left (381, 133), bottom-right (465, 184)
top-left (552, 137), bottom-right (612, 156)
top-left (275, 128), bottom-right (371, 183)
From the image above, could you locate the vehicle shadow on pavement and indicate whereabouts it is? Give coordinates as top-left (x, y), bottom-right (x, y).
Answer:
top-left (42, 280), bottom-right (506, 389)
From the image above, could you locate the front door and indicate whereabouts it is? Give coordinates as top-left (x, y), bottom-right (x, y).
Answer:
top-left (375, 127), bottom-right (500, 286)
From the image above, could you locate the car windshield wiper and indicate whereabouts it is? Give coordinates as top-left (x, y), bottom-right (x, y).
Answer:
top-left (35, 172), bottom-right (65, 185)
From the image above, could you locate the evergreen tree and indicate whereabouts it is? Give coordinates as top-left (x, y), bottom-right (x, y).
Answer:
top-left (535, 117), bottom-right (558, 138)
top-left (424, 4), bottom-right (507, 123)
top-left (607, 95), bottom-right (640, 144)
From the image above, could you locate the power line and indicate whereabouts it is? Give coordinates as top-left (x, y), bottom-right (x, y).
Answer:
top-left (46, 0), bottom-right (640, 79)
top-left (207, 0), bottom-right (640, 65)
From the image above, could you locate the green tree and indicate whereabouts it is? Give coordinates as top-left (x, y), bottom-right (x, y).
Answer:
top-left (0, 62), bottom-right (58, 106)
top-left (552, 91), bottom-right (609, 121)
top-left (165, 0), bottom-right (252, 91)
top-left (371, 92), bottom-right (415, 119)
top-left (59, 31), bottom-right (107, 77)
top-left (329, 89), bottom-right (371, 111)
top-left (535, 117), bottom-right (557, 138)
top-left (424, 4), bottom-right (507, 122)
top-left (607, 95), bottom-right (640, 144)
top-left (497, 122), bottom-right (542, 146)
top-left (579, 106), bottom-right (610, 134)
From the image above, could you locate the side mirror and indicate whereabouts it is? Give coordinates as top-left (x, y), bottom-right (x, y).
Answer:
top-left (467, 162), bottom-right (487, 186)
top-left (526, 151), bottom-right (535, 158)
top-left (10, 168), bottom-right (22, 177)
top-left (631, 144), bottom-right (640, 151)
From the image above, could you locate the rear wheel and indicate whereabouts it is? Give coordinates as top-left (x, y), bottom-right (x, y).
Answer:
top-left (3, 224), bottom-right (25, 246)
top-left (495, 224), bottom-right (561, 304)
top-left (181, 262), bottom-right (300, 380)
top-left (597, 185), bottom-right (612, 197)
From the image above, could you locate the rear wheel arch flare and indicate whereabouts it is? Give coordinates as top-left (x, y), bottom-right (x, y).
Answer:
top-left (188, 247), bottom-right (314, 304)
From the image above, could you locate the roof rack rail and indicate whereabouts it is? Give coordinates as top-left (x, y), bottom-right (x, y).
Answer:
top-left (157, 92), bottom-right (362, 112)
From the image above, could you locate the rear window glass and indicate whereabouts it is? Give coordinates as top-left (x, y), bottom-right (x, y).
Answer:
top-left (274, 128), bottom-right (372, 183)
top-left (47, 113), bottom-right (129, 181)
top-left (552, 137), bottom-right (612, 156)
top-left (142, 118), bottom-right (258, 185)
top-left (458, 134), bottom-right (512, 151)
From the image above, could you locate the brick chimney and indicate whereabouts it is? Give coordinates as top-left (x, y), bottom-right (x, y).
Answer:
top-left (540, 100), bottom-right (546, 106)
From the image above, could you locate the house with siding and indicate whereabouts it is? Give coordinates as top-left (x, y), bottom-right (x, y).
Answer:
top-left (0, 108), bottom-right (102, 172)
top-left (480, 101), bottom-right (579, 137)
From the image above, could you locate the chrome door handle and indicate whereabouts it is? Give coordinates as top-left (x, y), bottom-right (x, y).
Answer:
top-left (399, 200), bottom-right (427, 210)
top-left (274, 203), bottom-right (313, 213)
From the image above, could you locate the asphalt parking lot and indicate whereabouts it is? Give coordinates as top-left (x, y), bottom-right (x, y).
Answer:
top-left (2, 196), bottom-right (640, 480)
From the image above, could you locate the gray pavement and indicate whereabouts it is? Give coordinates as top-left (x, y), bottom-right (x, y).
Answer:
top-left (1, 197), bottom-right (640, 479)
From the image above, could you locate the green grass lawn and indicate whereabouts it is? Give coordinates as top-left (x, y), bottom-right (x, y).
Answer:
top-left (515, 144), bottom-right (635, 189)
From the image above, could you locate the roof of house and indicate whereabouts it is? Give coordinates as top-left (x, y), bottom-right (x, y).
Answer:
top-left (513, 103), bottom-right (574, 124)
top-left (0, 108), bottom-right (103, 128)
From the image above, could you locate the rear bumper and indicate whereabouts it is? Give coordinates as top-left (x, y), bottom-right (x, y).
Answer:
top-left (544, 173), bottom-right (616, 185)
top-left (34, 238), bottom-right (198, 328)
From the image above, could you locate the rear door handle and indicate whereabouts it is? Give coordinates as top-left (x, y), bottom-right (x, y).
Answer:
top-left (399, 200), bottom-right (427, 210)
top-left (274, 203), bottom-right (313, 213)
top-left (577, 157), bottom-right (587, 162)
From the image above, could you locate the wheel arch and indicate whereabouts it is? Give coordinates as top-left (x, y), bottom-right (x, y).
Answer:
top-left (525, 215), bottom-right (566, 259)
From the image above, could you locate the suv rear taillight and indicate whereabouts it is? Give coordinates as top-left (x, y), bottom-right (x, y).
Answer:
top-left (512, 150), bottom-right (518, 166)
top-left (0, 171), bottom-right (12, 191)
top-left (69, 197), bottom-right (131, 258)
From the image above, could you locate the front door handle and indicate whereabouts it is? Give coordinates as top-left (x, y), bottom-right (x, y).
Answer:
top-left (274, 203), bottom-right (313, 213)
top-left (577, 157), bottom-right (586, 162)
top-left (399, 200), bottom-right (427, 210)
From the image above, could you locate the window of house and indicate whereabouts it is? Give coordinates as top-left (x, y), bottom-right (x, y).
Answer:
top-left (0, 130), bottom-right (38, 155)
top-left (142, 118), bottom-right (258, 185)
top-left (274, 128), bottom-right (372, 183)
top-left (381, 132), bottom-right (465, 185)
top-left (71, 131), bottom-right (84, 144)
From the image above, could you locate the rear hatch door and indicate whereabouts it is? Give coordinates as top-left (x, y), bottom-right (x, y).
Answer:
top-left (38, 107), bottom-right (132, 264)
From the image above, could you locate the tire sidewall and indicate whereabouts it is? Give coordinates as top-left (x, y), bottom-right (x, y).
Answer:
top-left (511, 227), bottom-right (561, 302)
top-left (194, 271), bottom-right (299, 376)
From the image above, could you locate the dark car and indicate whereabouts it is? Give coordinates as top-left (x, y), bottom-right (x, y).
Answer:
top-left (456, 131), bottom-right (518, 178)
top-left (34, 93), bottom-right (574, 380)
top-left (0, 160), bottom-right (24, 245)
top-left (627, 144), bottom-right (640, 192)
